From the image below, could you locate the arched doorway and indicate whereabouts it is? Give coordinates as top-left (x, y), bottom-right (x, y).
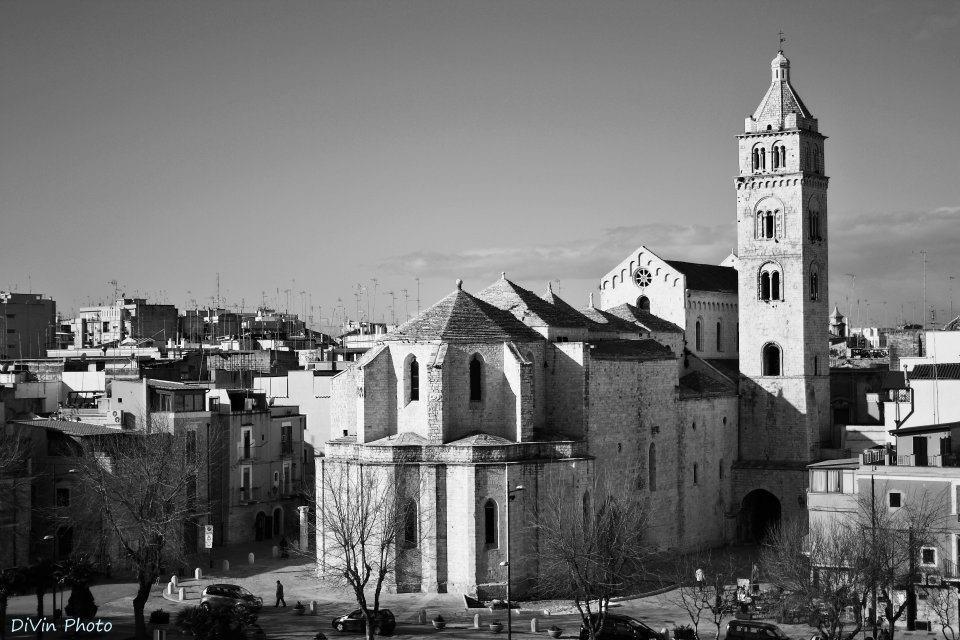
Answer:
top-left (738, 489), bottom-right (781, 543)
top-left (273, 507), bottom-right (283, 537)
top-left (637, 296), bottom-right (650, 312)
top-left (254, 511), bottom-right (267, 541)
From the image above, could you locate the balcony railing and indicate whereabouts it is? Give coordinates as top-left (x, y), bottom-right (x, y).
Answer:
top-left (895, 454), bottom-right (960, 468)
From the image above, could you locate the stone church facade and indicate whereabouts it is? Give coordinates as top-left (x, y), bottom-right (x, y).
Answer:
top-left (316, 50), bottom-right (831, 596)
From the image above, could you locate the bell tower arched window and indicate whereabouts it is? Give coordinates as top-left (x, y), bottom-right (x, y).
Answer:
top-left (762, 343), bottom-right (782, 376)
top-left (810, 270), bottom-right (820, 301)
top-left (752, 144), bottom-right (767, 172)
top-left (759, 264), bottom-right (782, 301)
top-left (772, 142), bottom-right (786, 170)
top-left (408, 356), bottom-right (419, 402)
top-left (756, 210), bottom-right (779, 240)
top-left (716, 321), bottom-right (723, 352)
top-left (695, 319), bottom-right (703, 351)
top-left (469, 354), bottom-right (483, 402)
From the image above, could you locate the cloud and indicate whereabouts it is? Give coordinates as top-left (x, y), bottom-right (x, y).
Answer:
top-left (377, 222), bottom-right (735, 282)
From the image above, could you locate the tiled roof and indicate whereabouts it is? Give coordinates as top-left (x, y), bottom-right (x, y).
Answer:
top-left (385, 286), bottom-right (543, 344)
top-left (579, 306), bottom-right (644, 334)
top-left (447, 433), bottom-right (514, 446)
top-left (704, 358), bottom-right (741, 382)
top-left (604, 303), bottom-right (684, 334)
top-left (366, 432), bottom-right (431, 447)
top-left (752, 57), bottom-right (812, 124)
top-left (477, 278), bottom-right (585, 328)
top-left (679, 370), bottom-right (735, 397)
top-left (910, 364), bottom-right (960, 380)
top-left (942, 316), bottom-right (960, 331)
top-left (588, 339), bottom-right (675, 361)
top-left (664, 260), bottom-right (738, 293)
top-left (14, 419), bottom-right (123, 437)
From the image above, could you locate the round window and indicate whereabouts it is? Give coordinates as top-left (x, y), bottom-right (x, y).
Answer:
top-left (633, 268), bottom-right (653, 288)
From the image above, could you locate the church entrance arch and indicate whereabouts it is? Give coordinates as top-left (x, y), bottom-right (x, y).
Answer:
top-left (254, 511), bottom-right (267, 541)
top-left (737, 489), bottom-right (781, 543)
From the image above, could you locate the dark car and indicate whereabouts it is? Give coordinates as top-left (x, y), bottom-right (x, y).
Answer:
top-left (724, 620), bottom-right (790, 640)
top-left (331, 609), bottom-right (396, 635)
top-left (579, 613), bottom-right (663, 640)
top-left (199, 583), bottom-right (263, 613)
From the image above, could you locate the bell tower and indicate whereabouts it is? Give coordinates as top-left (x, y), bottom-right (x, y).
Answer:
top-left (734, 50), bottom-right (831, 529)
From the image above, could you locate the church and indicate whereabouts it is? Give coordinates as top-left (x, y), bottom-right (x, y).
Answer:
top-left (316, 49), bottom-right (832, 597)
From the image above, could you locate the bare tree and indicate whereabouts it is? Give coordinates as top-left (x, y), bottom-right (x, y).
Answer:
top-left (0, 424), bottom-right (34, 639)
top-left (72, 428), bottom-right (206, 640)
top-left (924, 585), bottom-right (958, 640)
top-left (530, 468), bottom-right (655, 640)
top-left (314, 460), bottom-right (424, 640)
top-left (762, 518), bottom-right (869, 640)
top-left (660, 548), bottom-right (739, 640)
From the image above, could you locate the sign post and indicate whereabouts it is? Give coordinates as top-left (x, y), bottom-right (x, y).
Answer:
top-left (204, 524), bottom-right (214, 569)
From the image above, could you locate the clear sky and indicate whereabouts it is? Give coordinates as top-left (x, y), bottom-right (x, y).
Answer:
top-left (2, 0), bottom-right (958, 330)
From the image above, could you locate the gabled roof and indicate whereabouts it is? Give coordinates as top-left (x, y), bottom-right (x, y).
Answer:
top-left (477, 277), bottom-right (585, 328)
top-left (588, 339), bottom-right (675, 361)
top-left (664, 260), bottom-right (738, 294)
top-left (447, 433), bottom-right (514, 446)
top-left (366, 432), bottom-right (431, 447)
top-left (679, 370), bottom-right (735, 397)
top-left (604, 303), bottom-right (684, 334)
top-left (704, 358), bottom-right (741, 382)
top-left (385, 284), bottom-right (543, 344)
top-left (910, 364), bottom-right (960, 381)
top-left (14, 419), bottom-right (123, 437)
top-left (579, 306), bottom-right (645, 334)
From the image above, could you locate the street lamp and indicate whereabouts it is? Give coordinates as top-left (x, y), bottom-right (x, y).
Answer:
top-left (501, 481), bottom-right (525, 640)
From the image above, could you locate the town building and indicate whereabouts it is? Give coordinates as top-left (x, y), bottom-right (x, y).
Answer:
top-left (0, 292), bottom-right (56, 359)
top-left (70, 298), bottom-right (177, 348)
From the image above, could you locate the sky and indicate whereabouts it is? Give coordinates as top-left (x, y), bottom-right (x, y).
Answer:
top-left (1, 0), bottom-right (959, 331)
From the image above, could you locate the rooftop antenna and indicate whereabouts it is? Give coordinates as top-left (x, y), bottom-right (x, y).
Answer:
top-left (844, 273), bottom-right (855, 317)
top-left (400, 288), bottom-right (409, 321)
top-left (778, 28), bottom-right (786, 52)
top-left (216, 272), bottom-right (220, 308)
top-left (370, 278), bottom-right (379, 325)
top-left (384, 290), bottom-right (396, 325)
top-left (415, 277), bottom-right (421, 315)
top-left (108, 280), bottom-right (120, 300)
top-left (920, 250), bottom-right (928, 330)
top-left (950, 275), bottom-right (956, 318)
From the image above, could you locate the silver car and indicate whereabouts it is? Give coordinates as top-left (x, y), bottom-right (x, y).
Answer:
top-left (199, 583), bottom-right (263, 613)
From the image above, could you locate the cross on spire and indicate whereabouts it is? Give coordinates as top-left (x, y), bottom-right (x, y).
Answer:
top-left (778, 29), bottom-right (786, 52)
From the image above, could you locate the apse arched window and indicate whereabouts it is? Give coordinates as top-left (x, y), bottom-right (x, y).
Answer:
top-left (483, 499), bottom-right (498, 547)
top-left (403, 499), bottom-right (418, 548)
top-left (408, 356), bottom-right (419, 402)
top-left (469, 354), bottom-right (483, 402)
top-left (648, 443), bottom-right (657, 491)
top-left (716, 321), bottom-right (723, 352)
top-left (637, 296), bottom-right (650, 311)
top-left (762, 343), bottom-right (782, 376)
top-left (695, 319), bottom-right (703, 351)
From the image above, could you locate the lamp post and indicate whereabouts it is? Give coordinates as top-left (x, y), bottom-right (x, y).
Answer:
top-left (500, 479), bottom-right (525, 640)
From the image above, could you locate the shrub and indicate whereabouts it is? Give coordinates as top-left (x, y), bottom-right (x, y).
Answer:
top-left (149, 609), bottom-right (171, 625)
top-left (673, 624), bottom-right (697, 640)
top-left (64, 584), bottom-right (98, 619)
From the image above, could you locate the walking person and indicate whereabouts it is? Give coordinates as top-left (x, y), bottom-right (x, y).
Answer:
top-left (275, 579), bottom-right (286, 607)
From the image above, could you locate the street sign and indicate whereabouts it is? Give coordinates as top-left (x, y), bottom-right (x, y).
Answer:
top-left (204, 525), bottom-right (213, 549)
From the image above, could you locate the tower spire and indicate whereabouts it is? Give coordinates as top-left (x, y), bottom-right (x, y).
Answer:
top-left (778, 29), bottom-right (786, 53)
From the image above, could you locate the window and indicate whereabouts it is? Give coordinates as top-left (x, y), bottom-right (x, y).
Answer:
top-left (469, 355), bottom-right (483, 402)
top-left (637, 296), bottom-right (650, 311)
top-left (695, 319), bottom-right (703, 351)
top-left (633, 268), bottom-right (653, 288)
top-left (921, 547), bottom-right (937, 566)
top-left (483, 499), bottom-right (498, 547)
top-left (403, 499), bottom-right (418, 548)
top-left (756, 210), bottom-right (779, 240)
top-left (408, 356), bottom-right (420, 402)
top-left (719, 459), bottom-right (725, 480)
top-left (716, 321), bottom-right (723, 351)
top-left (241, 428), bottom-right (252, 460)
top-left (762, 343), bottom-right (781, 376)
top-left (759, 264), bottom-right (782, 301)
top-left (693, 463), bottom-right (699, 485)
top-left (810, 271), bottom-right (819, 301)
top-left (752, 145), bottom-right (767, 172)
top-left (772, 142), bottom-right (786, 170)
top-left (648, 443), bottom-right (657, 491)
top-left (888, 492), bottom-right (902, 509)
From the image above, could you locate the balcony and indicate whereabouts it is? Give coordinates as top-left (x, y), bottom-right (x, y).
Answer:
top-left (236, 486), bottom-right (261, 504)
top-left (895, 454), bottom-right (960, 468)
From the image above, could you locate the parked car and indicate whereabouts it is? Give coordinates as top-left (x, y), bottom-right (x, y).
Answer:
top-left (579, 614), bottom-right (663, 640)
top-left (725, 620), bottom-right (790, 640)
top-left (199, 584), bottom-right (263, 613)
top-left (331, 609), bottom-right (396, 635)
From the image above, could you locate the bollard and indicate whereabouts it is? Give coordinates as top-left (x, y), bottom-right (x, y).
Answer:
top-left (166, 581), bottom-right (173, 596)
top-left (194, 568), bottom-right (202, 580)
top-left (248, 552), bottom-right (255, 565)
top-left (272, 545), bottom-right (279, 559)
top-left (310, 600), bottom-right (318, 615)
top-left (170, 575), bottom-right (178, 588)
top-left (474, 613), bottom-right (481, 629)
top-left (222, 559), bottom-right (230, 572)
top-left (417, 609), bottom-right (427, 624)
top-left (531, 618), bottom-right (539, 633)
top-left (178, 587), bottom-right (185, 602)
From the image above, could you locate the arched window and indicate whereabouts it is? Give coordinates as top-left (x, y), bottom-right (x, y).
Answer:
top-left (408, 356), bottom-right (419, 402)
top-left (693, 463), bottom-right (699, 485)
top-left (759, 147), bottom-right (766, 171)
top-left (762, 343), bottom-right (782, 376)
top-left (648, 443), bottom-right (657, 491)
top-left (469, 355), bottom-right (483, 402)
top-left (772, 142), bottom-right (786, 170)
top-left (403, 499), bottom-right (418, 548)
top-left (695, 319), bottom-right (703, 351)
top-left (757, 210), bottom-right (777, 240)
top-left (716, 321), bottom-right (723, 352)
top-left (760, 272), bottom-right (771, 301)
top-left (719, 458), bottom-right (725, 480)
top-left (752, 147), bottom-right (760, 172)
top-left (759, 264), bottom-right (782, 301)
top-left (637, 296), bottom-right (650, 311)
top-left (771, 271), bottom-right (781, 300)
top-left (810, 270), bottom-right (819, 301)
top-left (483, 499), bottom-right (498, 547)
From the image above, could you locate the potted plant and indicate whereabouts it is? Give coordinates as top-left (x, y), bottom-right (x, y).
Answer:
top-left (294, 601), bottom-right (306, 616)
top-left (489, 620), bottom-right (503, 633)
top-left (149, 608), bottom-right (171, 626)
top-left (433, 615), bottom-right (446, 630)
top-left (547, 625), bottom-right (563, 638)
